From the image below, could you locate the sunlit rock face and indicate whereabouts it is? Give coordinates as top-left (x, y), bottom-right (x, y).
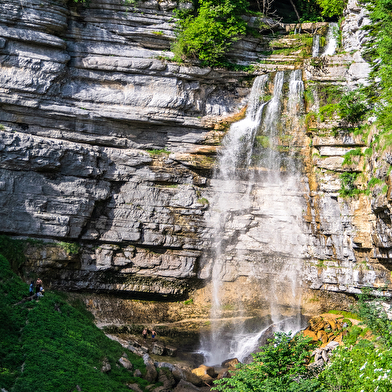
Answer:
top-left (0, 0), bottom-right (252, 297)
top-left (0, 0), bottom-right (391, 311)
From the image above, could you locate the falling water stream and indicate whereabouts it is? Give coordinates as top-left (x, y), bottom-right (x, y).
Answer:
top-left (312, 22), bottom-right (339, 57)
top-left (200, 70), bottom-right (309, 365)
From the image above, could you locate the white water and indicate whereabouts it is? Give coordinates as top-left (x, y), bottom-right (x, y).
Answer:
top-left (312, 35), bottom-right (320, 57)
top-left (201, 71), bottom-right (308, 365)
top-left (322, 22), bottom-right (339, 56)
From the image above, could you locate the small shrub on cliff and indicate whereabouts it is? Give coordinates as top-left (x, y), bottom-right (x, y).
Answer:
top-left (339, 172), bottom-right (361, 197)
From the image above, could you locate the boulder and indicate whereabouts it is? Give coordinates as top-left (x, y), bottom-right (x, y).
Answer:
top-left (192, 364), bottom-right (217, 378)
top-left (158, 368), bottom-right (176, 390)
top-left (128, 345), bottom-right (146, 356)
top-left (221, 358), bottom-right (239, 370)
top-left (173, 380), bottom-right (202, 392)
top-left (217, 370), bottom-right (231, 380)
top-left (101, 358), bottom-right (111, 373)
top-left (302, 329), bottom-right (318, 341)
top-left (119, 356), bottom-right (133, 370)
top-left (166, 346), bottom-right (178, 357)
top-left (143, 354), bottom-right (158, 383)
top-left (152, 342), bottom-right (166, 356)
top-left (127, 384), bottom-right (143, 392)
top-left (156, 362), bottom-right (174, 371)
top-left (133, 369), bottom-right (142, 378)
top-left (317, 330), bottom-right (328, 344)
top-left (172, 366), bottom-right (203, 386)
top-left (309, 316), bottom-right (325, 332)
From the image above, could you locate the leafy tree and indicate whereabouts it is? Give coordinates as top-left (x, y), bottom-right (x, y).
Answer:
top-left (212, 332), bottom-right (321, 392)
top-left (315, 0), bottom-right (347, 17)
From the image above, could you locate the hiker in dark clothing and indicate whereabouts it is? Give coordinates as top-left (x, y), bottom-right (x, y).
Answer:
top-left (29, 281), bottom-right (34, 296)
top-left (142, 328), bottom-right (148, 340)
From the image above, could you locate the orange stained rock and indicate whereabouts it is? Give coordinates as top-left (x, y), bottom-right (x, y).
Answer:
top-left (302, 329), bottom-right (318, 341)
top-left (317, 330), bottom-right (328, 344)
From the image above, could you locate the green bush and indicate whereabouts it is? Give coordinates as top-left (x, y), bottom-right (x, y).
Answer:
top-left (342, 148), bottom-right (363, 166)
top-left (339, 172), bottom-right (361, 197)
top-left (212, 332), bottom-right (320, 392)
top-left (173, 0), bottom-right (249, 66)
top-left (337, 89), bottom-right (370, 126)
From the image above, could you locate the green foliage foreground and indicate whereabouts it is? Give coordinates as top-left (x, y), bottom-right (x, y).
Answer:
top-left (0, 255), bottom-right (147, 392)
top-left (212, 332), bottom-right (320, 392)
top-left (212, 290), bottom-right (392, 392)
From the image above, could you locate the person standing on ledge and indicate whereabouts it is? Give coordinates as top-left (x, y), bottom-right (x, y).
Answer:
top-left (142, 328), bottom-right (148, 341)
top-left (151, 329), bottom-right (156, 341)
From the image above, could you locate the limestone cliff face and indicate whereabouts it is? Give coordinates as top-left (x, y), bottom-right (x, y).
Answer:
top-left (0, 0), bottom-right (391, 310)
top-left (0, 0), bottom-right (257, 298)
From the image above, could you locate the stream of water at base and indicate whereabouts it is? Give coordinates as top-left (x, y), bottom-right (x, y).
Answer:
top-left (200, 70), bottom-right (308, 365)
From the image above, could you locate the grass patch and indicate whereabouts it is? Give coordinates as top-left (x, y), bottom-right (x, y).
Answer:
top-left (327, 309), bottom-right (362, 321)
top-left (146, 149), bottom-right (170, 156)
top-left (0, 255), bottom-right (148, 392)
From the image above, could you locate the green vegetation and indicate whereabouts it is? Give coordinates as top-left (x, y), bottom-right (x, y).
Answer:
top-left (0, 253), bottom-right (148, 392)
top-left (0, 235), bottom-right (26, 272)
top-left (255, 135), bottom-right (270, 148)
top-left (212, 332), bottom-right (320, 392)
top-left (58, 241), bottom-right (81, 255)
top-left (146, 148), bottom-right (170, 156)
top-left (173, 0), bottom-right (249, 66)
top-left (342, 148), bottom-right (363, 166)
top-left (339, 172), bottom-right (361, 197)
top-left (338, 88), bottom-right (369, 126)
top-left (364, 0), bottom-right (392, 139)
top-left (197, 197), bottom-right (209, 205)
top-left (327, 309), bottom-right (362, 320)
top-left (316, 0), bottom-right (347, 17)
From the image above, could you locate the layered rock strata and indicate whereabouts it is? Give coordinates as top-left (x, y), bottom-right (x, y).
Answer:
top-left (0, 0), bottom-right (391, 316)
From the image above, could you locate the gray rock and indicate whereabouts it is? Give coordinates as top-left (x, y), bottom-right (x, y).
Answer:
top-left (173, 380), bottom-right (202, 392)
top-left (152, 342), bottom-right (166, 356)
top-left (143, 354), bottom-right (158, 383)
top-left (119, 356), bottom-right (133, 370)
top-left (127, 384), bottom-right (143, 392)
top-left (101, 359), bottom-right (111, 373)
top-left (172, 366), bottom-right (203, 387)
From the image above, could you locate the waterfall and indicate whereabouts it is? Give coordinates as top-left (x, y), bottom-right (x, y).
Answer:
top-left (200, 71), bottom-right (308, 365)
top-left (322, 22), bottom-right (339, 56)
top-left (312, 35), bottom-right (320, 57)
